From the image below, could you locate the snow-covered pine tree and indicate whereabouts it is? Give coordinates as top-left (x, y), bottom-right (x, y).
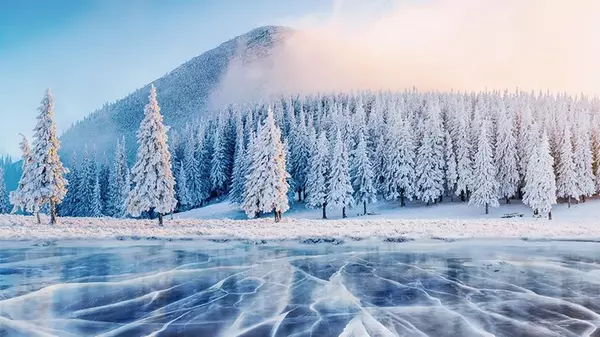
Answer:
top-left (327, 130), bottom-right (354, 218)
top-left (350, 128), bottom-right (376, 215)
top-left (415, 97), bottom-right (445, 205)
top-left (60, 151), bottom-right (79, 216)
top-left (194, 122), bottom-right (211, 205)
top-left (182, 127), bottom-right (204, 207)
top-left (127, 85), bottom-right (177, 225)
top-left (0, 169), bottom-right (8, 214)
top-left (176, 161), bottom-right (191, 210)
top-left (454, 95), bottom-right (473, 201)
top-left (305, 131), bottom-right (330, 219)
top-left (10, 134), bottom-right (37, 215)
top-left (29, 89), bottom-right (68, 224)
top-left (523, 125), bottom-right (556, 219)
top-left (572, 116), bottom-right (596, 201)
top-left (229, 114), bottom-right (246, 205)
top-left (210, 111), bottom-right (232, 195)
top-left (495, 98), bottom-right (519, 204)
top-left (107, 137), bottom-right (130, 218)
top-left (289, 109), bottom-right (310, 201)
top-left (468, 120), bottom-right (499, 214)
top-left (556, 123), bottom-right (579, 207)
top-left (443, 130), bottom-right (458, 198)
top-left (241, 107), bottom-right (289, 221)
top-left (90, 166), bottom-right (103, 217)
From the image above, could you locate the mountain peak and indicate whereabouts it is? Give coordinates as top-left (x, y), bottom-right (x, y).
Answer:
top-left (60, 25), bottom-right (295, 160)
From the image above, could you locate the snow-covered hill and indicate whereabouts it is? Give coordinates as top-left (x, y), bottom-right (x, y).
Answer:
top-left (59, 26), bottom-right (292, 159)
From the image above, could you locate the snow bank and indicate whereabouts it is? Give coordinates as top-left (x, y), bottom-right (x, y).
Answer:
top-left (1, 213), bottom-right (599, 241)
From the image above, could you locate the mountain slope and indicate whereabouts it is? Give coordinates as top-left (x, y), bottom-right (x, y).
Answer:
top-left (59, 26), bottom-right (292, 159)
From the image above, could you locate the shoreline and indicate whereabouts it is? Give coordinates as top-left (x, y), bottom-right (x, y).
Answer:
top-left (1, 214), bottom-right (598, 242)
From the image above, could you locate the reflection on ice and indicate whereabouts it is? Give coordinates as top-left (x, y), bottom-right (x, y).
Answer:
top-left (0, 239), bottom-right (599, 336)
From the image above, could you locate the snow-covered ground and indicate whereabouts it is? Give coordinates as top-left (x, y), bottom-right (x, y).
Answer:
top-left (177, 196), bottom-right (600, 222)
top-left (0, 197), bottom-right (599, 241)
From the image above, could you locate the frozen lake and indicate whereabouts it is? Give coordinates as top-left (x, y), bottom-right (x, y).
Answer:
top-left (0, 238), bottom-right (599, 337)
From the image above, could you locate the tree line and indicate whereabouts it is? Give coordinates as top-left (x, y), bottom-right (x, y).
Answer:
top-left (3, 88), bottom-right (600, 224)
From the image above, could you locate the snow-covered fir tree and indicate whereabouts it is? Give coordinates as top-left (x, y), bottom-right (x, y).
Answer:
top-left (107, 137), bottom-right (130, 218)
top-left (305, 131), bottom-right (330, 218)
top-left (10, 134), bottom-right (37, 215)
top-left (183, 127), bottom-right (206, 207)
top-left (350, 128), bottom-right (376, 215)
top-left (415, 97), bottom-right (445, 205)
top-left (0, 169), bottom-right (8, 214)
top-left (289, 109), bottom-right (311, 201)
top-left (454, 95), bottom-right (473, 201)
top-left (229, 114), bottom-right (246, 205)
top-left (327, 130), bottom-right (354, 218)
top-left (523, 126), bottom-right (556, 219)
top-left (90, 167), bottom-right (103, 217)
top-left (572, 116), bottom-right (596, 201)
top-left (210, 112), bottom-right (232, 195)
top-left (469, 120), bottom-right (499, 214)
top-left (443, 130), bottom-right (458, 198)
top-left (241, 107), bottom-right (289, 221)
top-left (176, 161), bottom-right (191, 209)
top-left (494, 99), bottom-right (519, 203)
top-left (556, 123), bottom-right (579, 207)
top-left (29, 89), bottom-right (68, 224)
top-left (127, 85), bottom-right (177, 225)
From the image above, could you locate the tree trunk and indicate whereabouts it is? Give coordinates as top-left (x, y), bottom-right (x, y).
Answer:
top-left (582, 195), bottom-right (586, 203)
top-left (505, 197), bottom-right (511, 204)
top-left (363, 201), bottom-right (367, 215)
top-left (460, 191), bottom-right (465, 202)
top-left (158, 213), bottom-right (164, 226)
top-left (50, 199), bottom-right (57, 225)
top-left (35, 207), bottom-right (41, 224)
top-left (548, 211), bottom-right (552, 220)
top-left (485, 203), bottom-right (489, 215)
top-left (274, 210), bottom-right (282, 222)
top-left (342, 207), bottom-right (347, 219)
top-left (400, 190), bottom-right (406, 207)
top-left (298, 191), bottom-right (302, 203)
top-left (322, 203), bottom-right (327, 219)
top-left (568, 196), bottom-right (571, 208)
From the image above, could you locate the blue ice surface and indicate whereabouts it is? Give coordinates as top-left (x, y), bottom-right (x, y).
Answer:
top-left (0, 237), bottom-right (599, 337)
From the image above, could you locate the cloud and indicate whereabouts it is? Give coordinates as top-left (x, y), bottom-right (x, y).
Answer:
top-left (213, 0), bottom-right (600, 104)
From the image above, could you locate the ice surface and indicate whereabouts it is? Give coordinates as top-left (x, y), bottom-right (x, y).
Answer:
top-left (0, 239), bottom-right (599, 336)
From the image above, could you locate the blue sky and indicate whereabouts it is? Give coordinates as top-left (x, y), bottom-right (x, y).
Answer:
top-left (0, 0), bottom-right (355, 157)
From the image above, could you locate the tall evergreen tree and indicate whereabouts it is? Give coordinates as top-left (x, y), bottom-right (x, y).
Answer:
top-left (443, 130), bottom-right (458, 198)
top-left (176, 161), bottom-right (191, 210)
top-left (210, 112), bottom-right (232, 195)
top-left (415, 98), bottom-right (445, 205)
top-left (350, 128), bottom-right (376, 215)
top-left (327, 130), bottom-right (354, 218)
top-left (306, 131), bottom-right (330, 219)
top-left (107, 137), bottom-right (130, 218)
top-left (10, 134), bottom-right (37, 215)
top-left (495, 100), bottom-right (519, 203)
top-left (455, 95), bottom-right (473, 201)
top-left (29, 89), bottom-right (68, 224)
top-left (241, 107), bottom-right (290, 221)
top-left (90, 167), bottom-right (103, 217)
top-left (523, 126), bottom-right (556, 219)
top-left (127, 85), bottom-right (177, 225)
top-left (556, 124), bottom-right (578, 207)
top-left (0, 169), bottom-right (8, 214)
top-left (469, 121), bottom-right (499, 214)
top-left (572, 119), bottom-right (596, 201)
top-left (230, 115), bottom-right (246, 205)
top-left (289, 109), bottom-right (310, 201)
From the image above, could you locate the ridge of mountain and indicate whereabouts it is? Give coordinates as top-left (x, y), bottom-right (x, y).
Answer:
top-left (59, 25), bottom-right (293, 159)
